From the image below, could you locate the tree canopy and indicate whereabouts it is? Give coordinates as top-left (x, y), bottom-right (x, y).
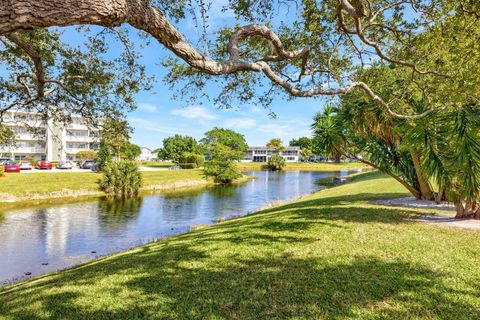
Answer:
top-left (1, 0), bottom-right (479, 125)
top-left (201, 127), bottom-right (248, 160)
top-left (158, 134), bottom-right (202, 164)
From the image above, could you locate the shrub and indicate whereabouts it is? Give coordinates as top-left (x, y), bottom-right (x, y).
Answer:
top-left (179, 163), bottom-right (196, 169)
top-left (203, 142), bottom-right (241, 184)
top-left (99, 161), bottom-right (143, 197)
top-left (179, 152), bottom-right (205, 168)
top-left (76, 150), bottom-right (98, 164)
top-left (0, 165), bottom-right (4, 177)
top-left (22, 156), bottom-right (35, 165)
top-left (203, 159), bottom-right (241, 184)
top-left (267, 154), bottom-right (286, 171)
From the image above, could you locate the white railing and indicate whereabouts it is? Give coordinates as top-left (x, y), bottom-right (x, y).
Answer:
top-left (12, 147), bottom-right (46, 153)
top-left (15, 133), bottom-right (47, 141)
top-left (65, 135), bottom-right (98, 143)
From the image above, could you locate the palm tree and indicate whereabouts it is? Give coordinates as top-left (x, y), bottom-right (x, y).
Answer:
top-left (311, 104), bottom-right (344, 163)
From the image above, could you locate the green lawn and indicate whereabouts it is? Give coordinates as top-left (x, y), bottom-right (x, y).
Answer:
top-left (237, 161), bottom-right (368, 171)
top-left (0, 170), bottom-right (206, 197)
top-left (1, 171), bottom-right (479, 319)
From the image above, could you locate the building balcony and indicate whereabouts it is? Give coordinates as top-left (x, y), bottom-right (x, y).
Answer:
top-left (9, 147), bottom-right (46, 154)
top-left (65, 146), bottom-right (98, 154)
top-left (65, 135), bottom-right (98, 143)
top-left (67, 123), bottom-right (90, 130)
top-left (15, 133), bottom-right (47, 141)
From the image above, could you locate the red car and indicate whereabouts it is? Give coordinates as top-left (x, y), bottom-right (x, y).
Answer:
top-left (36, 160), bottom-right (53, 170)
top-left (2, 161), bottom-right (21, 173)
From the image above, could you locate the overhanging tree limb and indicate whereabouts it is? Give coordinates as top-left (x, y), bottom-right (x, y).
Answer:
top-left (0, 0), bottom-right (447, 118)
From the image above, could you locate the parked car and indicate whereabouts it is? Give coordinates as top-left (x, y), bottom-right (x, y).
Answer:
top-left (91, 162), bottom-right (99, 172)
top-left (80, 160), bottom-right (95, 169)
top-left (36, 160), bottom-right (53, 170)
top-left (2, 161), bottom-right (21, 173)
top-left (18, 161), bottom-right (33, 170)
top-left (56, 161), bottom-right (74, 169)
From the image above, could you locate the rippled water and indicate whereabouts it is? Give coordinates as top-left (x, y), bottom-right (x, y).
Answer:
top-left (0, 170), bottom-right (355, 284)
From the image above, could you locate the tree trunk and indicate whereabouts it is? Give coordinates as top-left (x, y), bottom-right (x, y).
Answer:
top-left (334, 155), bottom-right (341, 163)
top-left (351, 155), bottom-right (422, 199)
top-left (410, 150), bottom-right (434, 200)
top-left (455, 200), bottom-right (480, 219)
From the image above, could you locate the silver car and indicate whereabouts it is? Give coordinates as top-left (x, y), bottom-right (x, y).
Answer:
top-left (56, 161), bottom-right (74, 169)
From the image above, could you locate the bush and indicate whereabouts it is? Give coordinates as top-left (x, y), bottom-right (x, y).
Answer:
top-left (76, 150), bottom-right (98, 165)
top-left (203, 142), bottom-right (241, 184)
top-left (267, 154), bottom-right (286, 171)
top-left (99, 161), bottom-right (143, 197)
top-left (178, 163), bottom-right (196, 169)
top-left (0, 166), bottom-right (4, 177)
top-left (203, 159), bottom-right (241, 184)
top-left (179, 152), bottom-right (205, 168)
top-left (22, 156), bottom-right (35, 165)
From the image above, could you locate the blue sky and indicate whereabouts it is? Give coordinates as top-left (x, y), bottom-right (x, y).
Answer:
top-left (66, 2), bottom-right (330, 149)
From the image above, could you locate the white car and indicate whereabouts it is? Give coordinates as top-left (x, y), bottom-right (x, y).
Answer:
top-left (56, 161), bottom-right (75, 169)
top-left (18, 161), bottom-right (33, 170)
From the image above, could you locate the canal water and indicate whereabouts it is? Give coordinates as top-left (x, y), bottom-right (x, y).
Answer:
top-left (0, 170), bottom-right (356, 284)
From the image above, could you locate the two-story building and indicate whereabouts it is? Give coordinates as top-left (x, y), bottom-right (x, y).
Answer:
top-left (136, 147), bottom-right (155, 161)
top-left (241, 146), bottom-right (300, 162)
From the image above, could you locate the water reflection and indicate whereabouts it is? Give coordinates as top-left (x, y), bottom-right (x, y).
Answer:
top-left (98, 197), bottom-right (143, 228)
top-left (0, 170), bottom-right (355, 284)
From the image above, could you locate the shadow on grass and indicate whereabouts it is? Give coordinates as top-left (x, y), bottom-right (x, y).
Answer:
top-left (2, 172), bottom-right (467, 319)
top-left (1, 241), bottom-right (478, 319)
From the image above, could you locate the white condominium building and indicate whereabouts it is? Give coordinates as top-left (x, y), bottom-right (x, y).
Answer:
top-left (0, 110), bottom-right (100, 161)
top-left (241, 146), bottom-right (300, 162)
top-left (135, 147), bottom-right (155, 161)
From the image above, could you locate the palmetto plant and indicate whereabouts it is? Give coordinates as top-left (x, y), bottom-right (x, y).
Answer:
top-left (99, 161), bottom-right (143, 197)
top-left (311, 104), bottom-right (345, 163)
top-left (415, 104), bottom-right (480, 218)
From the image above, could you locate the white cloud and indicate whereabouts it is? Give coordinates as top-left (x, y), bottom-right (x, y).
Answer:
top-left (224, 118), bottom-right (256, 129)
top-left (171, 106), bottom-right (217, 121)
top-left (138, 103), bottom-right (158, 113)
top-left (129, 117), bottom-right (155, 127)
top-left (250, 106), bottom-right (263, 113)
top-left (257, 123), bottom-right (311, 139)
top-left (129, 116), bottom-right (202, 136)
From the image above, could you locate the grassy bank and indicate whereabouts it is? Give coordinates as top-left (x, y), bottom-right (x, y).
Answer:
top-left (0, 170), bottom-right (208, 208)
top-left (1, 171), bottom-right (479, 319)
top-left (135, 161), bottom-right (173, 168)
top-left (237, 161), bottom-right (368, 171)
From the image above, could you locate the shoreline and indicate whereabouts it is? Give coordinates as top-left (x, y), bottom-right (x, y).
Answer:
top-left (0, 172), bottom-right (352, 287)
top-left (0, 175), bottom-right (254, 211)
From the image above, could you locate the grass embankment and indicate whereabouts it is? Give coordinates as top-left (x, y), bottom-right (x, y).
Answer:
top-left (0, 170), bottom-right (208, 208)
top-left (237, 161), bottom-right (367, 171)
top-left (135, 161), bottom-right (173, 168)
top-left (1, 171), bottom-right (479, 319)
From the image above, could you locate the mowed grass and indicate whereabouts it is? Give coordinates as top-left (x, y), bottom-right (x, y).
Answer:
top-left (0, 169), bottom-right (206, 197)
top-left (1, 171), bottom-right (480, 319)
top-left (237, 161), bottom-right (367, 171)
